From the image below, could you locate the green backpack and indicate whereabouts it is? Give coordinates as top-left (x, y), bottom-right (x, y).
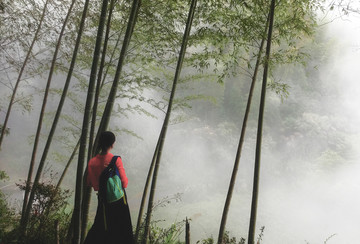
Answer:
top-left (99, 156), bottom-right (125, 204)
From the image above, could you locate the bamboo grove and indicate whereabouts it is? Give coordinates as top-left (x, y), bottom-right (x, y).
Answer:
top-left (0, 0), bottom-right (339, 243)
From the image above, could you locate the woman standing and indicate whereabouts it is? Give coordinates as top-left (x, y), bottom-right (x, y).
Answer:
top-left (84, 131), bottom-right (134, 243)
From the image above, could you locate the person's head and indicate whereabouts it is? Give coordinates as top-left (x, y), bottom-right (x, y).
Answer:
top-left (98, 131), bottom-right (116, 152)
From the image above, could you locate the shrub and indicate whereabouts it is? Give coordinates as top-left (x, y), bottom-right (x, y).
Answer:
top-left (2, 177), bottom-right (72, 244)
top-left (0, 171), bottom-right (17, 243)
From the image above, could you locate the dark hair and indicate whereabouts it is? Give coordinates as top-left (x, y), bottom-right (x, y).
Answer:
top-left (98, 131), bottom-right (115, 152)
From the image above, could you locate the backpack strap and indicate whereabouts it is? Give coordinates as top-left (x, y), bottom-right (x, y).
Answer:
top-left (110, 155), bottom-right (126, 205)
top-left (109, 155), bottom-right (120, 167)
top-left (102, 155), bottom-right (124, 230)
top-left (103, 202), bottom-right (107, 231)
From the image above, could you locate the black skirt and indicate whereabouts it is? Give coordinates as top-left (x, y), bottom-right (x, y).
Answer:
top-left (84, 191), bottom-right (134, 244)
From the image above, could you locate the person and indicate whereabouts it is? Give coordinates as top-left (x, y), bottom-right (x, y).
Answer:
top-left (84, 131), bottom-right (134, 244)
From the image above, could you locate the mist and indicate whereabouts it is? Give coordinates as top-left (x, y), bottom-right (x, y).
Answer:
top-left (1, 5), bottom-right (360, 244)
top-left (114, 15), bottom-right (360, 243)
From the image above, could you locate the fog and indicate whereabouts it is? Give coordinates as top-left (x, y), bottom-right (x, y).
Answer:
top-left (116, 15), bottom-right (360, 243)
top-left (1, 7), bottom-right (360, 244)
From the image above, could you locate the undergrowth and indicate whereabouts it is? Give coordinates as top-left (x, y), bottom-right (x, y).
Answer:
top-left (0, 171), bottom-right (71, 244)
top-left (0, 174), bottom-right (338, 244)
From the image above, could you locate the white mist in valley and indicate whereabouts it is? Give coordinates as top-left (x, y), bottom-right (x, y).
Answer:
top-left (117, 14), bottom-right (360, 243)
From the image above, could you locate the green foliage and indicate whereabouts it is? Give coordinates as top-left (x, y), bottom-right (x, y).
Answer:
top-left (1, 0), bottom-right (325, 152)
top-left (135, 194), bottom-right (184, 244)
top-left (0, 195), bottom-right (16, 242)
top-left (267, 79), bottom-right (290, 102)
top-left (147, 220), bottom-right (185, 244)
top-left (197, 231), bottom-right (246, 244)
top-left (197, 227), bottom-right (264, 244)
top-left (0, 0), bottom-right (346, 243)
top-left (1, 176), bottom-right (72, 244)
top-left (0, 170), bottom-right (9, 181)
top-left (0, 171), bottom-right (16, 242)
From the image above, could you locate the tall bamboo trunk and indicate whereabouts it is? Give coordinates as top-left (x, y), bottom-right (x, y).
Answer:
top-left (248, 0), bottom-right (276, 243)
top-left (100, 30), bottom-right (123, 89)
top-left (141, 0), bottom-right (197, 243)
top-left (134, 133), bottom-right (161, 242)
top-left (186, 217), bottom-right (190, 244)
top-left (96, 0), bottom-right (141, 135)
top-left (81, 0), bottom-right (117, 234)
top-left (20, 0), bottom-right (90, 236)
top-left (0, 0), bottom-right (49, 149)
top-left (71, 0), bottom-right (110, 243)
top-left (57, 138), bottom-right (81, 190)
top-left (21, 0), bottom-right (76, 223)
top-left (217, 14), bottom-right (270, 244)
top-left (87, 0), bottom-right (115, 161)
top-left (81, 1), bottom-right (117, 238)
top-left (80, 0), bottom-right (141, 242)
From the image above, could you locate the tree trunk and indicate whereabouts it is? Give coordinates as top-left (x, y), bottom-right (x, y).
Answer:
top-left (20, 0), bottom-right (90, 236)
top-left (21, 0), bottom-right (76, 223)
top-left (81, 1), bottom-right (117, 238)
top-left (248, 0), bottom-right (276, 243)
top-left (186, 217), bottom-right (190, 244)
top-left (0, 0), bottom-right (49, 149)
top-left (82, 2), bottom-right (143, 233)
top-left (83, 0), bottom-right (141, 239)
top-left (100, 30), bottom-right (123, 89)
top-left (141, 0), bottom-right (197, 243)
top-left (217, 14), bottom-right (270, 244)
top-left (55, 220), bottom-right (60, 244)
top-left (87, 0), bottom-right (115, 160)
top-left (72, 0), bottom-right (110, 243)
top-left (96, 0), bottom-right (141, 135)
top-left (81, 1), bottom-right (130, 239)
top-left (57, 138), bottom-right (81, 190)
top-left (134, 133), bottom-right (161, 242)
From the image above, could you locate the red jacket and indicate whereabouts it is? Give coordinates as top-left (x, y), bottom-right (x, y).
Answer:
top-left (87, 153), bottom-right (128, 191)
